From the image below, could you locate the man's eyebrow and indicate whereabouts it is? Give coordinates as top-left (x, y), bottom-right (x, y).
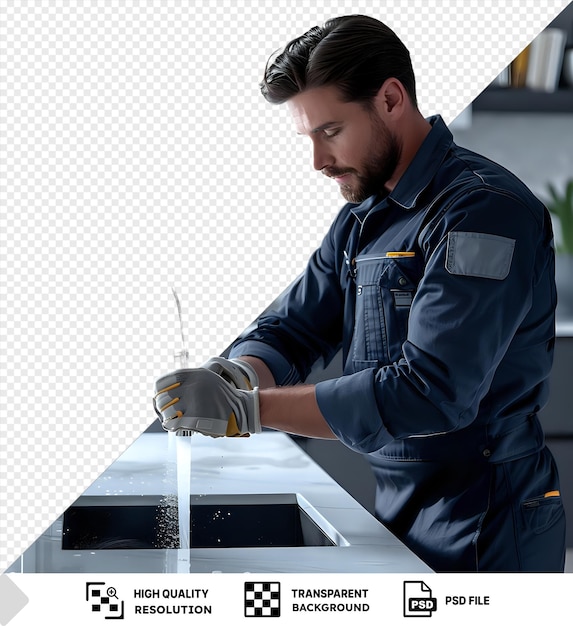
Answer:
top-left (297, 121), bottom-right (341, 136)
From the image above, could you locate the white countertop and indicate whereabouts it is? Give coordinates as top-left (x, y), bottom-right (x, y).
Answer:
top-left (9, 431), bottom-right (431, 574)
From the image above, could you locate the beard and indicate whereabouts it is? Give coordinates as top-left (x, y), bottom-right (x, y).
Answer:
top-left (323, 115), bottom-right (401, 204)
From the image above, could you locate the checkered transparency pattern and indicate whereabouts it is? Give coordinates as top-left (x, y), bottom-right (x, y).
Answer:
top-left (1, 0), bottom-right (568, 572)
top-left (245, 581), bottom-right (281, 617)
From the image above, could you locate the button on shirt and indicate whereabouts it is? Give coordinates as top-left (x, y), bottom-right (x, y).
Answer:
top-left (230, 115), bottom-right (556, 464)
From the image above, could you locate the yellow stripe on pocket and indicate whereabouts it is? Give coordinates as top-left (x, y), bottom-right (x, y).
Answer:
top-left (385, 251), bottom-right (416, 258)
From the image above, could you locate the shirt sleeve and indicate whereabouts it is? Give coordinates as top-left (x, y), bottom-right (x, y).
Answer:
top-left (229, 207), bottom-right (351, 386)
top-left (316, 187), bottom-right (552, 453)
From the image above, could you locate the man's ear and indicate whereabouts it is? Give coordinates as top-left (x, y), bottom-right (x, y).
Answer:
top-left (374, 78), bottom-right (407, 116)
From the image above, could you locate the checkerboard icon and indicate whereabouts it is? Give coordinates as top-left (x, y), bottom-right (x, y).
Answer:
top-left (244, 582), bottom-right (281, 617)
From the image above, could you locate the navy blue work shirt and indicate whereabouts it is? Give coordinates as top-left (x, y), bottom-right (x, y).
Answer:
top-left (230, 116), bottom-right (565, 571)
top-left (229, 115), bottom-right (561, 570)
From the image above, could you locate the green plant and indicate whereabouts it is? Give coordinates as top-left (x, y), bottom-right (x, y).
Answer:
top-left (546, 179), bottom-right (573, 255)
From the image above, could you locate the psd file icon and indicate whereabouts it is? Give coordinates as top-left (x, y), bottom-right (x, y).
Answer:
top-left (403, 581), bottom-right (437, 617)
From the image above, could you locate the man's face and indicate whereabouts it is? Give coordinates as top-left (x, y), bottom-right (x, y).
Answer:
top-left (287, 85), bottom-right (401, 203)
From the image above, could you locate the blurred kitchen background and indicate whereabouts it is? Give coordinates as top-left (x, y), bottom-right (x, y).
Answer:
top-left (453, 4), bottom-right (573, 325)
top-left (457, 6), bottom-right (573, 571)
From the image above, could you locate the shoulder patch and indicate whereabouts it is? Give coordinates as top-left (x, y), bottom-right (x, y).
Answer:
top-left (446, 231), bottom-right (515, 280)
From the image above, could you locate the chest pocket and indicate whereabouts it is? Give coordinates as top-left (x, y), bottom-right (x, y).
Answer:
top-left (351, 254), bottom-right (421, 372)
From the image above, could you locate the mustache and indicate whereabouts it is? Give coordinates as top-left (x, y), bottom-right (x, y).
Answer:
top-left (322, 167), bottom-right (356, 179)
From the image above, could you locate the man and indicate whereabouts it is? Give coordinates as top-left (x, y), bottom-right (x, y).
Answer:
top-left (154, 15), bottom-right (566, 572)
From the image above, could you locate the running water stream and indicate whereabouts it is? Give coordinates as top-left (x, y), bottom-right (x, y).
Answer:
top-left (157, 433), bottom-right (192, 572)
top-left (175, 433), bottom-right (193, 548)
top-left (171, 287), bottom-right (193, 550)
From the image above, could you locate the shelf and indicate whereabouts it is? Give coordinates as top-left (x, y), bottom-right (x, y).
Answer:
top-left (472, 4), bottom-right (573, 114)
top-left (473, 86), bottom-right (573, 113)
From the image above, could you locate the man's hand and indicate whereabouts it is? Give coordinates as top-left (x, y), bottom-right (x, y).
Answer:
top-left (153, 368), bottom-right (261, 437)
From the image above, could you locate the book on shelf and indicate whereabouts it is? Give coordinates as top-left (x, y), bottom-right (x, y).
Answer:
top-left (490, 27), bottom-right (568, 93)
top-left (525, 28), bottom-right (567, 92)
top-left (491, 66), bottom-right (510, 87)
top-left (510, 46), bottom-right (530, 88)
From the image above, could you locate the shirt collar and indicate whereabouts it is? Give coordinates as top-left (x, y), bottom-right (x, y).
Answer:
top-left (388, 114), bottom-right (453, 210)
top-left (350, 114), bottom-right (453, 220)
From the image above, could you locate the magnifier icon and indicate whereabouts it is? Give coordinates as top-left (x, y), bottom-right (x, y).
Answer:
top-left (107, 587), bottom-right (118, 599)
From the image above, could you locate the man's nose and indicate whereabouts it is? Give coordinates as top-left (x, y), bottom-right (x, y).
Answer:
top-left (312, 141), bottom-right (333, 172)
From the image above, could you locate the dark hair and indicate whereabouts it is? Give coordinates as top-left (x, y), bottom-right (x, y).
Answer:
top-left (261, 15), bottom-right (417, 107)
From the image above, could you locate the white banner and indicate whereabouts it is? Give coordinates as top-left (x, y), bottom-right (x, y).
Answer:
top-left (3, 572), bottom-right (573, 625)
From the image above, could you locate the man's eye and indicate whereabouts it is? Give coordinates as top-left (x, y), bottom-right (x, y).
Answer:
top-left (324, 128), bottom-right (341, 138)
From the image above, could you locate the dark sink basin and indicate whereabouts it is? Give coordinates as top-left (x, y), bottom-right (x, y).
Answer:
top-left (62, 493), bottom-right (344, 550)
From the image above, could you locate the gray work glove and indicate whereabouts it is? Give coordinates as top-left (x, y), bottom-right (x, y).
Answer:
top-left (201, 356), bottom-right (259, 391)
top-left (153, 367), bottom-right (261, 437)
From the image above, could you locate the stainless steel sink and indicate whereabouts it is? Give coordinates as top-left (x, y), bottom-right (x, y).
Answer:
top-left (62, 493), bottom-right (348, 550)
